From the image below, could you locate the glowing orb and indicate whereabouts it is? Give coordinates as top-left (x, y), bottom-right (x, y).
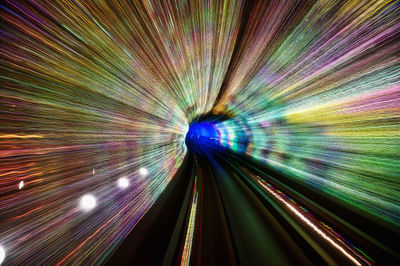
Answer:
top-left (79, 194), bottom-right (96, 211)
top-left (117, 177), bottom-right (129, 189)
top-left (138, 167), bottom-right (148, 177)
top-left (0, 245), bottom-right (5, 264)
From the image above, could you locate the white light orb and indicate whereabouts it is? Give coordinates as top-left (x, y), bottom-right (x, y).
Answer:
top-left (0, 245), bottom-right (5, 265)
top-left (138, 167), bottom-right (148, 177)
top-left (80, 194), bottom-right (96, 211)
top-left (18, 181), bottom-right (24, 190)
top-left (117, 177), bottom-right (129, 189)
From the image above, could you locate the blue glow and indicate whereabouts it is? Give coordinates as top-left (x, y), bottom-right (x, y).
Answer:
top-left (185, 122), bottom-right (218, 146)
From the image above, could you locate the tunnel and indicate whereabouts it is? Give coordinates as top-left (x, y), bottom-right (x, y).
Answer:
top-left (0, 0), bottom-right (400, 265)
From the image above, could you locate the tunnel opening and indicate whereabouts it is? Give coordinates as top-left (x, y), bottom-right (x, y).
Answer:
top-left (185, 122), bottom-right (217, 146)
top-left (185, 113), bottom-right (229, 149)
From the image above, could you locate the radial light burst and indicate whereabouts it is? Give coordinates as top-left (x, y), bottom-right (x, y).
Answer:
top-left (0, 0), bottom-right (399, 265)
